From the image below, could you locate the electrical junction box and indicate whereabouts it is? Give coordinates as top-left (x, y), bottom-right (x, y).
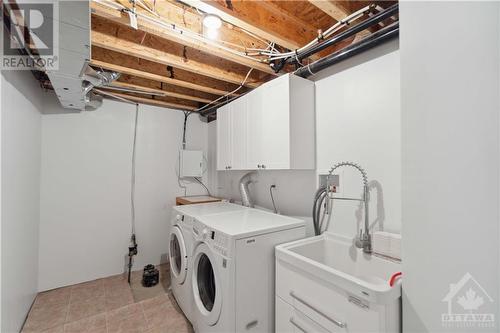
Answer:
top-left (179, 150), bottom-right (203, 178)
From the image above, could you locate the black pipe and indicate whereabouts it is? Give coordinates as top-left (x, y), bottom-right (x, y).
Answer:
top-left (199, 92), bottom-right (248, 117)
top-left (295, 3), bottom-right (398, 62)
top-left (272, 3), bottom-right (399, 73)
top-left (295, 22), bottom-right (399, 79)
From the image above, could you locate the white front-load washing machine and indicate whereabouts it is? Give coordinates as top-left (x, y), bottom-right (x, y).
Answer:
top-left (190, 209), bottom-right (305, 333)
top-left (169, 202), bottom-right (250, 322)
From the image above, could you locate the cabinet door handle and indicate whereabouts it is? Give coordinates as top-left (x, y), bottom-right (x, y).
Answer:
top-left (262, 165), bottom-right (266, 169)
top-left (257, 164), bottom-right (261, 168)
top-left (289, 291), bottom-right (346, 328)
top-left (289, 317), bottom-right (308, 333)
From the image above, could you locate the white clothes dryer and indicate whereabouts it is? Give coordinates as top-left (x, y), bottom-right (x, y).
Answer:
top-left (190, 209), bottom-right (305, 333)
top-left (169, 202), bottom-right (249, 322)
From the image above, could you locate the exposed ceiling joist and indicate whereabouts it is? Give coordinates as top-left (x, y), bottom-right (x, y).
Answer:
top-left (98, 90), bottom-right (198, 110)
top-left (180, 0), bottom-right (303, 51)
top-left (90, 1), bottom-right (276, 75)
top-left (110, 81), bottom-right (213, 103)
top-left (307, 0), bottom-right (350, 21)
top-left (91, 30), bottom-right (260, 88)
top-left (90, 59), bottom-right (238, 96)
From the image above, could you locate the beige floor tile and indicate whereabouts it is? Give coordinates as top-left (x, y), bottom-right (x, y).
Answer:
top-left (144, 317), bottom-right (193, 333)
top-left (131, 283), bottom-right (168, 303)
top-left (106, 288), bottom-right (134, 312)
top-left (66, 295), bottom-right (106, 323)
top-left (64, 313), bottom-right (106, 333)
top-left (34, 287), bottom-right (72, 307)
top-left (70, 279), bottom-right (104, 303)
top-left (141, 294), bottom-right (182, 329)
top-left (106, 303), bottom-right (148, 333)
top-left (23, 302), bottom-right (68, 332)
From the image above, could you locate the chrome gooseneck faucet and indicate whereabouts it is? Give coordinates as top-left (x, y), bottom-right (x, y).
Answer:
top-left (328, 162), bottom-right (371, 253)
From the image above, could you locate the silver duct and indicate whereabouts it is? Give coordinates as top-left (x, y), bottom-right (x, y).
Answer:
top-left (82, 66), bottom-right (121, 111)
top-left (239, 171), bottom-right (256, 207)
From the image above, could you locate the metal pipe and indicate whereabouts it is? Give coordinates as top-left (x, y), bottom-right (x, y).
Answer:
top-left (295, 3), bottom-right (398, 62)
top-left (295, 22), bottom-right (399, 79)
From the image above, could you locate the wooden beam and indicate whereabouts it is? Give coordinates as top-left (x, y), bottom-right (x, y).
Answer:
top-left (110, 81), bottom-right (213, 104)
top-left (98, 90), bottom-right (198, 111)
top-left (181, 0), bottom-right (306, 50)
top-left (91, 1), bottom-right (276, 75)
top-left (91, 30), bottom-right (260, 88)
top-left (307, 0), bottom-right (350, 22)
top-left (90, 59), bottom-right (236, 96)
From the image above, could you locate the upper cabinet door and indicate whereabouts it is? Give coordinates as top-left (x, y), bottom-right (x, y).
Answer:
top-left (230, 96), bottom-right (247, 170)
top-left (246, 89), bottom-right (264, 169)
top-left (260, 76), bottom-right (290, 169)
top-left (216, 105), bottom-right (231, 170)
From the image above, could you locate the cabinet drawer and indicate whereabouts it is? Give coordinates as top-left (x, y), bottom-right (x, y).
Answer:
top-left (276, 259), bottom-right (383, 332)
top-left (276, 296), bottom-right (334, 333)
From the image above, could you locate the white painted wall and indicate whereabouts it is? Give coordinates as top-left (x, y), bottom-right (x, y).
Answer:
top-left (315, 40), bottom-right (400, 238)
top-left (401, 2), bottom-right (499, 332)
top-left (1, 71), bottom-right (43, 332)
top-left (213, 41), bottom-right (400, 241)
top-left (38, 97), bottom-right (208, 291)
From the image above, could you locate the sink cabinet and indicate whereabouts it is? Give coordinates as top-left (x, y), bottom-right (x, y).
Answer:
top-left (216, 74), bottom-right (315, 171)
top-left (275, 233), bottom-right (401, 333)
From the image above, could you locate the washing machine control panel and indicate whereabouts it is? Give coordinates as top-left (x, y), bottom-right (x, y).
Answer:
top-left (193, 219), bottom-right (230, 257)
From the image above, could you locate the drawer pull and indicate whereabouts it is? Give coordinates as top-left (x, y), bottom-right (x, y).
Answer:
top-left (348, 295), bottom-right (369, 309)
top-left (290, 291), bottom-right (347, 328)
top-left (290, 318), bottom-right (308, 333)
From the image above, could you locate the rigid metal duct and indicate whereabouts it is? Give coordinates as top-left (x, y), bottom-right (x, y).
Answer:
top-left (295, 22), bottom-right (399, 78)
top-left (82, 68), bottom-right (121, 110)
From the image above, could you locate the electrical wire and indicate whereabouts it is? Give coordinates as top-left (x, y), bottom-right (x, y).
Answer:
top-left (194, 177), bottom-right (212, 196)
top-left (194, 68), bottom-right (253, 112)
top-left (93, 0), bottom-right (371, 68)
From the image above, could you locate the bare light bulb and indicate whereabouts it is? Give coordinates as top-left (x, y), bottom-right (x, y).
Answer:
top-left (202, 14), bottom-right (222, 30)
top-left (205, 28), bottom-right (219, 40)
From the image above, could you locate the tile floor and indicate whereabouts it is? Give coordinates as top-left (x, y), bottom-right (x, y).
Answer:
top-left (22, 264), bottom-right (193, 333)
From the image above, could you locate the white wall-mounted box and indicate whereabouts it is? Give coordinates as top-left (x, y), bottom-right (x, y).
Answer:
top-left (179, 150), bottom-right (203, 178)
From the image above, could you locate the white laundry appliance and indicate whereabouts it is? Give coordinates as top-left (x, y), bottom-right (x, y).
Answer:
top-left (169, 202), bottom-right (249, 321)
top-left (190, 209), bottom-right (305, 333)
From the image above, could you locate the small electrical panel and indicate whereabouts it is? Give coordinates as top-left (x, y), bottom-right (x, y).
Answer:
top-left (179, 150), bottom-right (203, 178)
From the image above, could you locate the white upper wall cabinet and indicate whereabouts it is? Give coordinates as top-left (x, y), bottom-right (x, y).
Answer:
top-left (217, 74), bottom-right (315, 171)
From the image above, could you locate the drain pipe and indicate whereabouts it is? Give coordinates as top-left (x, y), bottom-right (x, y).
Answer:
top-left (295, 22), bottom-right (399, 78)
top-left (239, 171), bottom-right (256, 207)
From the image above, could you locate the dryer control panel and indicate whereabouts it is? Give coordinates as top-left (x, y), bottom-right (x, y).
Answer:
top-left (192, 219), bottom-right (231, 257)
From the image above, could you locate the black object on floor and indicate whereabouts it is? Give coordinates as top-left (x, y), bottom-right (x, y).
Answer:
top-left (142, 264), bottom-right (159, 287)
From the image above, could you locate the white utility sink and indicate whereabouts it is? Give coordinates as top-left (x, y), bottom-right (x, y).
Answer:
top-left (276, 232), bottom-right (401, 305)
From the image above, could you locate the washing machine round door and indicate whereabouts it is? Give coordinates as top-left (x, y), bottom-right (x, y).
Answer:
top-left (192, 243), bottom-right (222, 326)
top-left (169, 226), bottom-right (187, 284)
